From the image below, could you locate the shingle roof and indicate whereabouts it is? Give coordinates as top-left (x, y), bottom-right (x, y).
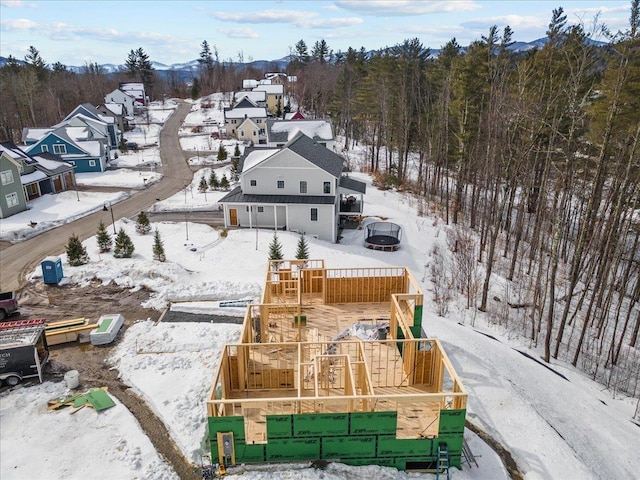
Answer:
top-left (286, 132), bottom-right (344, 179)
top-left (219, 186), bottom-right (335, 205)
top-left (339, 176), bottom-right (367, 194)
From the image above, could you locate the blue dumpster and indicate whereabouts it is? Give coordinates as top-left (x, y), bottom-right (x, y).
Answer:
top-left (41, 256), bottom-right (63, 284)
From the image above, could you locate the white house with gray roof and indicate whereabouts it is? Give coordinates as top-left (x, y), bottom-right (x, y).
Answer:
top-left (265, 119), bottom-right (335, 150)
top-left (218, 132), bottom-right (366, 242)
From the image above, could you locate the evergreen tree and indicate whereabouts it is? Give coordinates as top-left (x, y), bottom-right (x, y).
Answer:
top-left (125, 47), bottom-right (155, 93)
top-left (220, 174), bottom-right (230, 190)
top-left (135, 211), bottom-right (151, 235)
top-left (66, 233), bottom-right (89, 266)
top-left (268, 232), bottom-right (283, 260)
top-left (217, 143), bottom-right (228, 161)
top-left (191, 77), bottom-right (201, 100)
top-left (233, 143), bottom-right (241, 158)
top-left (152, 228), bottom-right (166, 262)
top-left (24, 45), bottom-right (48, 81)
top-left (295, 235), bottom-right (310, 260)
top-left (198, 175), bottom-right (209, 193)
top-left (230, 158), bottom-right (239, 180)
top-left (311, 39), bottom-right (331, 63)
top-left (96, 220), bottom-right (112, 253)
top-left (295, 39), bottom-right (309, 64)
top-left (114, 228), bottom-right (135, 258)
top-left (209, 169), bottom-right (220, 189)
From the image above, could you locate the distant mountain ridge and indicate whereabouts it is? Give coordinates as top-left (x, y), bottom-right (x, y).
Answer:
top-left (0, 37), bottom-right (608, 79)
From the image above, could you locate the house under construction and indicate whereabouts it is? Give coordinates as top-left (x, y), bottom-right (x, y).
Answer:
top-left (206, 259), bottom-right (467, 472)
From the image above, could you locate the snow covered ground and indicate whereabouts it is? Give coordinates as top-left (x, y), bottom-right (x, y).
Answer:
top-left (2, 96), bottom-right (639, 480)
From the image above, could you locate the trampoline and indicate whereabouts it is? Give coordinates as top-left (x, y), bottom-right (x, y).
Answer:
top-left (364, 222), bottom-right (402, 251)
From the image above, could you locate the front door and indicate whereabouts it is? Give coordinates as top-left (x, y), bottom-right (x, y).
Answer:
top-left (229, 208), bottom-right (238, 226)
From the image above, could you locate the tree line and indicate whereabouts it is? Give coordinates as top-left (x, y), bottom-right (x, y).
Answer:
top-left (289, 3), bottom-right (639, 396)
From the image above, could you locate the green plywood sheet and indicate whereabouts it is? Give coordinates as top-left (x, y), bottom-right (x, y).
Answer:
top-left (71, 389), bottom-right (115, 411)
top-left (235, 443), bottom-right (266, 463)
top-left (350, 411), bottom-right (397, 435)
top-left (96, 317), bottom-right (114, 333)
top-left (413, 305), bottom-right (423, 328)
top-left (293, 413), bottom-right (348, 437)
top-left (377, 437), bottom-right (433, 457)
top-left (322, 436), bottom-right (376, 459)
top-left (208, 416), bottom-right (245, 440)
top-left (266, 438), bottom-right (320, 462)
top-left (438, 409), bottom-right (466, 434)
top-left (266, 415), bottom-right (292, 439)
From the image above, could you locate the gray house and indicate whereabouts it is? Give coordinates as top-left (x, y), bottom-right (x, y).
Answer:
top-left (0, 150), bottom-right (28, 218)
top-left (218, 132), bottom-right (366, 242)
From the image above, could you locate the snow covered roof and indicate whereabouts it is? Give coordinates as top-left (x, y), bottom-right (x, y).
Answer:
top-left (21, 170), bottom-right (47, 184)
top-left (267, 119), bottom-right (334, 144)
top-left (22, 128), bottom-right (53, 144)
top-left (102, 103), bottom-right (124, 116)
top-left (253, 84), bottom-right (284, 94)
top-left (224, 107), bottom-right (268, 120)
top-left (242, 79), bottom-right (259, 89)
top-left (241, 148), bottom-right (278, 172)
top-left (233, 91), bottom-right (266, 104)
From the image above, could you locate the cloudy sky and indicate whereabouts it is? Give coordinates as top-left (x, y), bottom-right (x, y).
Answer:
top-left (0, 0), bottom-right (633, 66)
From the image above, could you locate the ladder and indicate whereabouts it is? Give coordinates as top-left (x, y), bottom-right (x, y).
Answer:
top-left (462, 437), bottom-right (479, 468)
top-left (436, 443), bottom-right (450, 480)
top-left (0, 318), bottom-right (46, 330)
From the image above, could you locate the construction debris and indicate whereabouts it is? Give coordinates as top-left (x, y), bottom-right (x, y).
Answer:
top-left (48, 387), bottom-right (115, 413)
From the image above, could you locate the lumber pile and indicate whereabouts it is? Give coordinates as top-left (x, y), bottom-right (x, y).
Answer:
top-left (48, 387), bottom-right (115, 414)
top-left (45, 318), bottom-right (97, 345)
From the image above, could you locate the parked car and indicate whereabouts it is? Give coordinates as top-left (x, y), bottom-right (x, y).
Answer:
top-left (0, 291), bottom-right (19, 321)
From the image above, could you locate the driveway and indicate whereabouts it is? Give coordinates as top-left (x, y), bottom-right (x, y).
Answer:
top-left (0, 102), bottom-right (194, 292)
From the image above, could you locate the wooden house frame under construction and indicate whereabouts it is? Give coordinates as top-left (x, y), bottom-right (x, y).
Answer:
top-left (206, 259), bottom-right (467, 471)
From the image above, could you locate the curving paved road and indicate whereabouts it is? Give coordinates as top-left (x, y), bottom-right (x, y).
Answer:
top-left (0, 102), bottom-right (194, 292)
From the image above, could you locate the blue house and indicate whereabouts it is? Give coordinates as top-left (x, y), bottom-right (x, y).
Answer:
top-left (63, 103), bottom-right (118, 148)
top-left (25, 127), bottom-right (107, 173)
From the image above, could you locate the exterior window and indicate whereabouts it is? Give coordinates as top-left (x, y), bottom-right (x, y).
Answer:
top-left (257, 206), bottom-right (264, 213)
top-left (240, 131), bottom-right (244, 136)
top-left (231, 119), bottom-right (237, 124)
top-left (246, 206), bottom-right (249, 212)
top-left (323, 181), bottom-right (331, 194)
top-left (277, 180), bottom-right (284, 189)
top-left (310, 208), bottom-right (318, 221)
top-left (300, 181), bottom-right (307, 193)
top-left (256, 119), bottom-right (262, 124)
top-left (250, 179), bottom-right (257, 186)
top-left (5, 192), bottom-right (19, 207)
top-left (1, 170), bottom-right (14, 185)
top-left (53, 144), bottom-right (67, 154)
top-left (89, 160), bottom-right (96, 167)
top-left (41, 145), bottom-right (49, 153)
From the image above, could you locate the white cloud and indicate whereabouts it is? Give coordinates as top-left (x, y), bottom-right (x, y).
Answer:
top-left (219, 27), bottom-right (259, 39)
top-left (334, 0), bottom-right (480, 15)
top-left (0, 0), bottom-right (37, 7)
top-left (461, 14), bottom-right (545, 31)
top-left (212, 8), bottom-right (362, 29)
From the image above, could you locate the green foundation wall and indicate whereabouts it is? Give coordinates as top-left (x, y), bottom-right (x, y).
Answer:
top-left (208, 409), bottom-right (466, 470)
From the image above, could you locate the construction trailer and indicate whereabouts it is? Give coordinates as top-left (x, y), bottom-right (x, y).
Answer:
top-left (0, 319), bottom-right (49, 386)
top-left (206, 260), bottom-right (467, 472)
